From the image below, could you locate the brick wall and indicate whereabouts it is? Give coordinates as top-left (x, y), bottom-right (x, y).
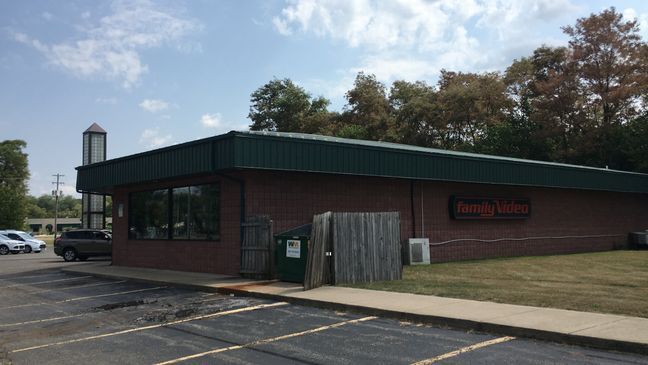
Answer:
top-left (110, 169), bottom-right (648, 274)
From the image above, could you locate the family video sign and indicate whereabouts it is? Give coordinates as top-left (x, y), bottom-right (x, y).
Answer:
top-left (449, 196), bottom-right (530, 220)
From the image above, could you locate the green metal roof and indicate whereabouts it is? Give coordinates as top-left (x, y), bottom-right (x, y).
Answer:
top-left (76, 130), bottom-right (648, 194)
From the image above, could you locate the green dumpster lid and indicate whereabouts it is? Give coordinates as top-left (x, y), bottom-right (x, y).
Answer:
top-left (276, 224), bottom-right (312, 237)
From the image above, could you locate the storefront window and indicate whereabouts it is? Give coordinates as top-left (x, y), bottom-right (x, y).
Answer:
top-left (188, 184), bottom-right (220, 240)
top-left (129, 189), bottom-right (168, 239)
top-left (130, 183), bottom-right (220, 241)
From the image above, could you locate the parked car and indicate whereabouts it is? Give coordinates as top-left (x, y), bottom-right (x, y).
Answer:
top-left (54, 229), bottom-right (112, 262)
top-left (0, 230), bottom-right (46, 253)
top-left (0, 233), bottom-right (25, 255)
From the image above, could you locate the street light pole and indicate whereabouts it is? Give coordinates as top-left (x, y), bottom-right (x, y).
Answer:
top-left (52, 174), bottom-right (64, 237)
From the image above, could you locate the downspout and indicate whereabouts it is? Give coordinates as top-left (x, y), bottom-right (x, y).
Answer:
top-left (410, 180), bottom-right (416, 238)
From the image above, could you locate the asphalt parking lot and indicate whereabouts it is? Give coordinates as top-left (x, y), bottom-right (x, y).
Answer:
top-left (1, 251), bottom-right (648, 364)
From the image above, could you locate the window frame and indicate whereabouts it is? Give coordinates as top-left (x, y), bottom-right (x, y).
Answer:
top-left (127, 182), bottom-right (221, 242)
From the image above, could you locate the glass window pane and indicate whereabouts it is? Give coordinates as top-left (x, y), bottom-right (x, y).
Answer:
top-left (128, 189), bottom-right (168, 239)
top-left (172, 187), bottom-right (190, 239)
top-left (188, 184), bottom-right (220, 240)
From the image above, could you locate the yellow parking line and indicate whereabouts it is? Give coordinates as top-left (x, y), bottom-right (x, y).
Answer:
top-left (154, 316), bottom-right (378, 365)
top-left (0, 272), bottom-right (66, 281)
top-left (0, 286), bottom-right (166, 309)
top-left (0, 313), bottom-right (86, 327)
top-left (411, 336), bottom-right (516, 365)
top-left (0, 292), bottom-right (220, 328)
top-left (0, 276), bottom-right (92, 288)
top-left (27, 280), bottom-right (128, 294)
top-left (11, 302), bottom-right (288, 353)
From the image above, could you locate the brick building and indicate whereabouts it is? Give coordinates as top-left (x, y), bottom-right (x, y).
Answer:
top-left (76, 131), bottom-right (648, 275)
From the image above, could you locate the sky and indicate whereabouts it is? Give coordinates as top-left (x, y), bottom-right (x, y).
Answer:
top-left (1, 0), bottom-right (647, 198)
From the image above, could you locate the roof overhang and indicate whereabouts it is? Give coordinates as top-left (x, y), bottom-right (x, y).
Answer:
top-left (76, 131), bottom-right (648, 195)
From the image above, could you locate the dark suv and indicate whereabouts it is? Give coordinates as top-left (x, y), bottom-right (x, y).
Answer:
top-left (54, 229), bottom-right (112, 262)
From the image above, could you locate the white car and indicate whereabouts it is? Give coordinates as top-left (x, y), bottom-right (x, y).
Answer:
top-left (0, 233), bottom-right (25, 255)
top-left (0, 230), bottom-right (46, 253)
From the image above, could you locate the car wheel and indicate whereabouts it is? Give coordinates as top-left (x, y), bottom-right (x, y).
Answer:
top-left (24, 245), bottom-right (32, 254)
top-left (0, 245), bottom-right (8, 255)
top-left (63, 248), bottom-right (77, 262)
top-left (78, 256), bottom-right (88, 261)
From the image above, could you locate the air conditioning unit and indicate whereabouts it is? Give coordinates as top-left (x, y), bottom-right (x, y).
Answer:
top-left (406, 238), bottom-right (430, 265)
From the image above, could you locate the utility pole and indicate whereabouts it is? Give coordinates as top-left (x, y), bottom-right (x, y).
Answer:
top-left (52, 174), bottom-right (64, 237)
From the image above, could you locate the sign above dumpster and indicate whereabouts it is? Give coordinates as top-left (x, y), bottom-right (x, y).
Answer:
top-left (449, 196), bottom-right (530, 220)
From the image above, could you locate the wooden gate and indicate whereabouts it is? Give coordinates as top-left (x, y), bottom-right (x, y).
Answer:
top-left (304, 211), bottom-right (402, 290)
top-left (304, 212), bottom-right (333, 290)
top-left (240, 215), bottom-right (274, 279)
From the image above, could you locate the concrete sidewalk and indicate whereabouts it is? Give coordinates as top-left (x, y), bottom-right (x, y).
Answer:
top-left (63, 263), bottom-right (648, 355)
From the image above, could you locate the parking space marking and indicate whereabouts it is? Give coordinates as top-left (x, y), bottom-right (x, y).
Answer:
top-left (0, 313), bottom-right (86, 328)
top-left (410, 336), bottom-right (516, 364)
top-left (27, 280), bottom-right (128, 294)
top-left (0, 293), bottom-right (221, 328)
top-left (0, 276), bottom-right (92, 288)
top-left (11, 301), bottom-right (288, 353)
top-left (0, 286), bottom-right (166, 309)
top-left (0, 272), bottom-right (66, 281)
top-left (154, 315), bottom-right (378, 365)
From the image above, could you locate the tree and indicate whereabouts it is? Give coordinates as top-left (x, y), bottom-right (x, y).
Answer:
top-left (0, 140), bottom-right (29, 229)
top-left (25, 194), bottom-right (82, 218)
top-left (564, 8), bottom-right (647, 127)
top-left (480, 56), bottom-right (552, 161)
top-left (527, 46), bottom-right (587, 163)
top-left (26, 196), bottom-right (47, 218)
top-left (436, 70), bottom-right (509, 151)
top-left (342, 72), bottom-right (395, 141)
top-left (562, 8), bottom-right (648, 168)
top-left (248, 78), bottom-right (334, 134)
top-left (389, 80), bottom-right (444, 148)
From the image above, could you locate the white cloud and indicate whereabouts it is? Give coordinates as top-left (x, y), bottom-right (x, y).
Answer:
top-left (42, 12), bottom-right (53, 21)
top-left (201, 113), bottom-right (222, 128)
top-left (273, 0), bottom-right (482, 51)
top-left (11, 0), bottom-right (202, 88)
top-left (60, 184), bottom-right (78, 196)
top-left (95, 97), bottom-right (117, 104)
top-left (139, 127), bottom-right (172, 148)
top-left (623, 8), bottom-right (648, 41)
top-left (199, 113), bottom-right (248, 135)
top-left (139, 99), bottom-right (168, 113)
top-left (274, 0), bottom-right (581, 87)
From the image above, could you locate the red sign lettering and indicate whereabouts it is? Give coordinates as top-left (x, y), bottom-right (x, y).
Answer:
top-left (449, 196), bottom-right (530, 219)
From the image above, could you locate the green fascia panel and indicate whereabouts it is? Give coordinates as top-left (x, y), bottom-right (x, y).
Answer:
top-left (76, 130), bottom-right (648, 194)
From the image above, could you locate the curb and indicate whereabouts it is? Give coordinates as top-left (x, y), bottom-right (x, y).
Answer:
top-left (62, 266), bottom-right (648, 356)
top-left (59, 266), bottom-right (275, 294)
top-left (217, 286), bottom-right (648, 356)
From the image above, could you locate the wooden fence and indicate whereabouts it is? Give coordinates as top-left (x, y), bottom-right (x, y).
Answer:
top-left (304, 212), bottom-right (402, 290)
top-left (240, 215), bottom-right (274, 279)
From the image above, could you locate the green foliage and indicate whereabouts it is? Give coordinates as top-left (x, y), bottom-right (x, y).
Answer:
top-left (0, 140), bottom-right (29, 229)
top-left (342, 72), bottom-right (395, 141)
top-left (389, 80), bottom-right (442, 147)
top-left (25, 194), bottom-right (82, 218)
top-left (248, 78), bottom-right (336, 134)
top-left (336, 124), bottom-right (369, 140)
top-left (247, 8), bottom-right (648, 173)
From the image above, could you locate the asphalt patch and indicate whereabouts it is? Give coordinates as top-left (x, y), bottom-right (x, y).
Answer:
top-left (94, 299), bottom-right (146, 311)
top-left (134, 297), bottom-right (258, 324)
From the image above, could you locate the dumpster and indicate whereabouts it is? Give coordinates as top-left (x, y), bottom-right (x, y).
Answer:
top-left (275, 224), bottom-right (311, 283)
top-left (628, 231), bottom-right (648, 249)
